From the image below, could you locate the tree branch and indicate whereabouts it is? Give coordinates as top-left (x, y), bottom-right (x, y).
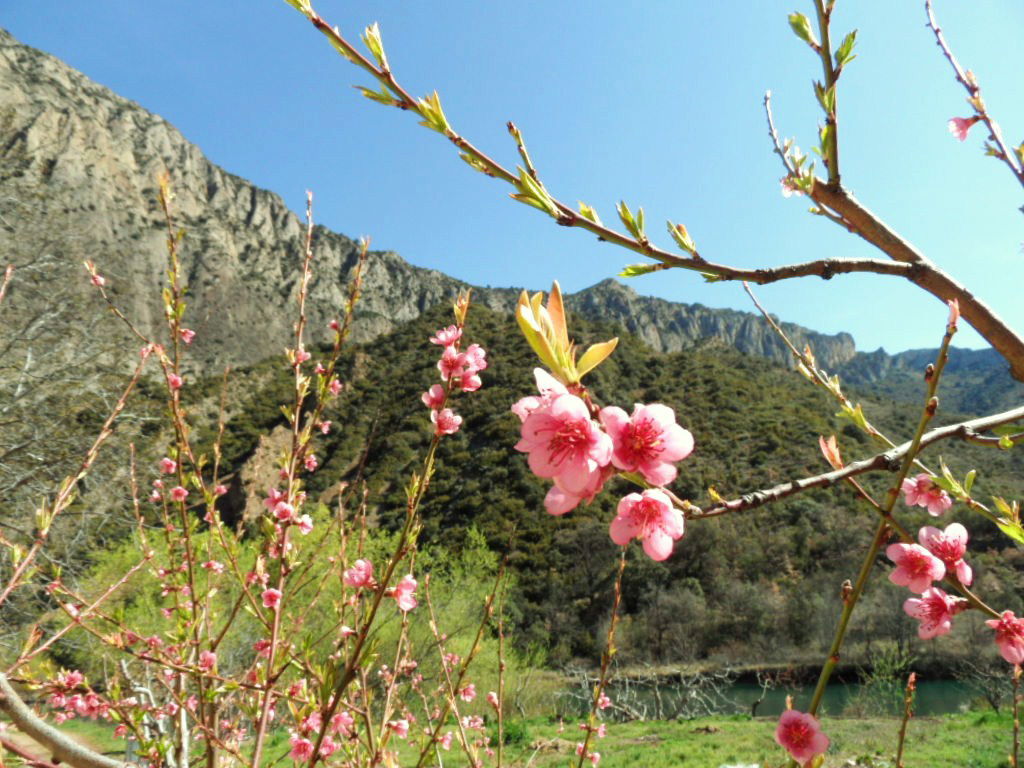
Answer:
top-left (688, 404), bottom-right (1024, 518)
top-left (0, 673), bottom-right (132, 768)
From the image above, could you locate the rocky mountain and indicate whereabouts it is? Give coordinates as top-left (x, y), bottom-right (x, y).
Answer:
top-left (0, 25), bottom-right (1017, 416)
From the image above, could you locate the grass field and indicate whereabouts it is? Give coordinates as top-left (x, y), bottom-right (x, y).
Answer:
top-left (6, 711), bottom-right (1016, 767)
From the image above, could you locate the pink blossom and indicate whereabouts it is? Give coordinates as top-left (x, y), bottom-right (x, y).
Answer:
top-left (515, 393), bottom-right (612, 496)
top-left (459, 373), bottom-right (482, 392)
top-left (198, 650), bottom-right (216, 671)
top-left (261, 588), bottom-right (282, 610)
top-left (393, 574), bottom-right (418, 612)
top-left (918, 523), bottom-right (972, 585)
top-left (609, 489), bottom-right (685, 561)
top-left (486, 691), bottom-right (499, 709)
top-left (339, 625), bottom-right (356, 638)
top-left (289, 734), bottom-right (314, 761)
top-left (293, 347), bottom-right (311, 366)
top-left (387, 719), bottom-right (409, 739)
top-left (901, 474), bottom-right (953, 516)
top-left (511, 368), bottom-right (567, 423)
top-left (314, 363), bottom-right (326, 375)
top-left (168, 373), bottom-right (183, 390)
top-left (597, 693), bottom-right (611, 710)
top-left (886, 542), bottom-right (945, 593)
top-left (330, 710), bottom-right (354, 735)
top-left (90, 273), bottom-right (106, 287)
top-left (948, 115), bottom-right (980, 142)
top-left (986, 611), bottom-right (1024, 665)
top-left (214, 484), bottom-right (228, 496)
top-left (179, 328), bottom-right (196, 345)
top-left (438, 731), bottom-right (453, 750)
top-left (274, 502), bottom-right (295, 522)
top-left (263, 487), bottom-right (286, 512)
top-left (344, 559), bottom-right (374, 588)
top-left (304, 454), bottom-right (318, 472)
top-left (459, 684), bottom-right (476, 702)
top-left (430, 325), bottom-right (462, 347)
top-left (329, 379), bottom-right (342, 396)
top-left (318, 737), bottom-right (338, 758)
top-left (600, 403), bottom-right (694, 486)
top-left (319, 420), bottom-right (332, 435)
top-left (463, 343), bottom-right (487, 373)
top-left (543, 467), bottom-right (610, 516)
top-left (329, 319), bottom-right (340, 332)
top-left (432, 408), bottom-right (462, 436)
top-left (421, 384), bottom-right (446, 409)
top-left (170, 486), bottom-right (189, 503)
top-left (904, 587), bottom-right (961, 639)
top-left (253, 639), bottom-right (272, 658)
top-left (776, 710), bottom-right (828, 765)
top-left (438, 346), bottom-right (468, 381)
top-left (201, 560), bottom-right (224, 574)
top-left (149, 490), bottom-right (162, 503)
top-left (57, 670), bottom-right (85, 689)
top-left (159, 457), bottom-right (177, 474)
top-left (296, 514), bottom-right (314, 535)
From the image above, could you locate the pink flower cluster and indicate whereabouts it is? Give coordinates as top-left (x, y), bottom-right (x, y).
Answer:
top-left (513, 368), bottom-right (693, 561)
top-left (422, 324), bottom-right (487, 437)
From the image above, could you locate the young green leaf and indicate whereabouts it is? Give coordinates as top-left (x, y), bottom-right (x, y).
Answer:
top-left (834, 29), bottom-right (858, 68)
top-left (619, 263), bottom-right (662, 278)
top-left (788, 12), bottom-right (820, 49)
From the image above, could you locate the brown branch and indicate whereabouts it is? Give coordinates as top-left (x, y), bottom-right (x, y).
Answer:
top-left (688, 403), bottom-right (1024, 518)
top-left (0, 674), bottom-right (131, 768)
top-left (925, 0), bottom-right (1024, 189)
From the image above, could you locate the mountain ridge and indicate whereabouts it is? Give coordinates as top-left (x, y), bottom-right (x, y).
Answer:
top-left (0, 25), bottom-right (1018, 412)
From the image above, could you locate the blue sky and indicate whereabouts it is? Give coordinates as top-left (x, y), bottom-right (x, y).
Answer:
top-left (6, 1), bottom-right (1023, 353)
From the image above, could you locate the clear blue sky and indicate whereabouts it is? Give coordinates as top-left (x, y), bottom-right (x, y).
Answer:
top-left (6, 1), bottom-right (1023, 353)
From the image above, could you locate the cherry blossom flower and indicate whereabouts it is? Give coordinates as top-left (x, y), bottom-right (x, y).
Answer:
top-left (198, 650), bottom-right (216, 671)
top-left (431, 408), bottom-right (462, 436)
top-left (543, 467), bottom-right (610, 516)
top-left (329, 379), bottom-right (342, 396)
top-left (487, 691), bottom-right (499, 709)
top-left (511, 369), bottom-right (567, 423)
top-left (438, 731), bottom-right (454, 750)
top-left (609, 489), bottom-right (685, 561)
top-left (775, 709), bottom-right (829, 765)
top-left (201, 560), bottom-right (224, 574)
top-left (319, 420), bottom-right (332, 435)
top-left (168, 373), bottom-right (183, 390)
top-left (901, 474), bottom-right (953, 516)
top-left (597, 693), bottom-right (611, 710)
top-left (289, 734), bottom-right (314, 761)
top-left (886, 542), bottom-right (945, 593)
top-left (421, 384), bottom-right (446, 409)
top-left (515, 393), bottom-right (612, 496)
top-left (214, 484), bottom-right (228, 496)
top-left (273, 502), bottom-right (295, 522)
top-left (986, 611), bottom-right (1024, 665)
top-left (253, 639), bottom-right (272, 658)
top-left (344, 559), bottom-right (374, 588)
top-left (329, 319), bottom-right (340, 332)
top-left (430, 325), bottom-right (462, 347)
top-left (918, 523), bottom-right (972, 585)
top-left (438, 346), bottom-right (468, 381)
top-left (459, 684), bottom-right (476, 702)
top-left (948, 116), bottom-right (980, 142)
top-left (159, 457), bottom-right (177, 474)
top-left (330, 711), bottom-right (354, 736)
top-left (387, 719), bottom-right (409, 739)
top-left (304, 454), bottom-right (318, 472)
top-left (600, 403), bottom-right (694, 485)
top-left (261, 588), bottom-right (282, 610)
top-left (463, 343), bottom-right (487, 373)
top-left (296, 514), bottom-right (314, 535)
top-left (904, 587), bottom-right (962, 639)
top-left (179, 328), bottom-right (196, 345)
top-left (393, 575), bottom-right (418, 612)
top-left (90, 273), bottom-right (106, 287)
top-left (170, 486), bottom-right (189, 503)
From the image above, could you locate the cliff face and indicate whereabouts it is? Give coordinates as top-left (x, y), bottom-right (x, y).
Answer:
top-left (0, 27), bottom-right (865, 375)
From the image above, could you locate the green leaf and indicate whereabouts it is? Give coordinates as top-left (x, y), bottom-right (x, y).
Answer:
top-left (577, 201), bottom-right (602, 226)
top-left (964, 469), bottom-right (976, 494)
top-left (619, 263), bottom-right (661, 278)
top-left (834, 29), bottom-right (858, 68)
top-left (576, 338), bottom-right (619, 378)
top-left (996, 519), bottom-right (1024, 545)
top-left (788, 12), bottom-right (820, 49)
top-left (1000, 434), bottom-right (1014, 450)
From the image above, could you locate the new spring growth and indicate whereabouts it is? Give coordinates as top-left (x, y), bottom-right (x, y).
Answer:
top-left (516, 282), bottom-right (617, 386)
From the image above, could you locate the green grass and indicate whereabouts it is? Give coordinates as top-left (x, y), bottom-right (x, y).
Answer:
top-left (13, 711), bottom-right (1016, 767)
